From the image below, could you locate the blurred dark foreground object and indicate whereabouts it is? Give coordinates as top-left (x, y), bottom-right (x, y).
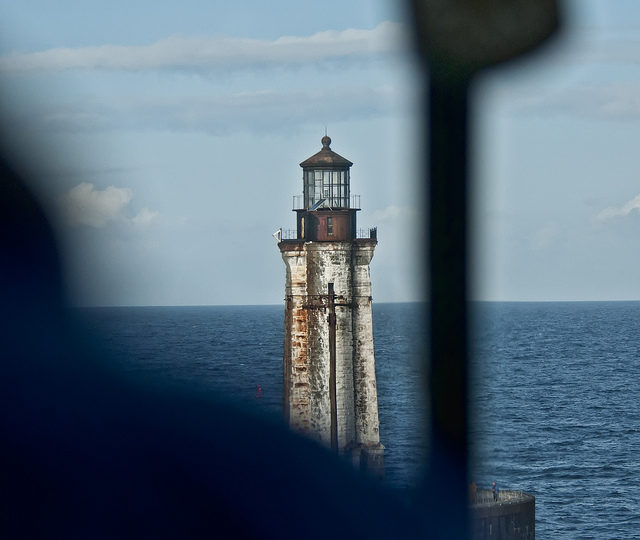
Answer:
top-left (0, 158), bottom-right (422, 538)
top-left (410, 0), bottom-right (560, 538)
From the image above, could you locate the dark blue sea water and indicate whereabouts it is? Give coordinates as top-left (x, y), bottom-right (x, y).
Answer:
top-left (471, 302), bottom-right (640, 539)
top-left (78, 302), bottom-right (640, 538)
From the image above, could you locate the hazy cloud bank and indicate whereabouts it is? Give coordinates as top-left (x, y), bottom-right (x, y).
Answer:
top-left (370, 204), bottom-right (416, 223)
top-left (8, 86), bottom-right (403, 134)
top-left (0, 22), bottom-right (406, 73)
top-left (486, 79), bottom-right (640, 122)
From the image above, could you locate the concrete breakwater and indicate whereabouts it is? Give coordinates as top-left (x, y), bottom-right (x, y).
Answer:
top-left (471, 489), bottom-right (535, 540)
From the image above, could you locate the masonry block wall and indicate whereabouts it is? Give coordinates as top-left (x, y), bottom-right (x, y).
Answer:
top-left (280, 239), bottom-right (383, 468)
top-left (471, 491), bottom-right (536, 540)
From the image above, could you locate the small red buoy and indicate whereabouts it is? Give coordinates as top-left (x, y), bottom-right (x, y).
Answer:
top-left (256, 384), bottom-right (262, 399)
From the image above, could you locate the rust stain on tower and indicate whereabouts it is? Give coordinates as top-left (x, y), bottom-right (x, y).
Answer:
top-left (277, 136), bottom-right (383, 473)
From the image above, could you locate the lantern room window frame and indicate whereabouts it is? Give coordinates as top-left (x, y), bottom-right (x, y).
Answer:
top-left (303, 169), bottom-right (350, 209)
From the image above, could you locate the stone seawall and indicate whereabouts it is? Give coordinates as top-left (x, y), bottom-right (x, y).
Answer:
top-left (471, 489), bottom-right (535, 540)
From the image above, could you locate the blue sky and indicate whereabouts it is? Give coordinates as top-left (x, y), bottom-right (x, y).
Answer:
top-left (1, 1), bottom-right (640, 304)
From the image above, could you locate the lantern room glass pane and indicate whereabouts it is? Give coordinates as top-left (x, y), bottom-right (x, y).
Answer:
top-left (303, 168), bottom-right (351, 209)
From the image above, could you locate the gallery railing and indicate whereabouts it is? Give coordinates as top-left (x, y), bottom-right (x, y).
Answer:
top-left (292, 194), bottom-right (361, 211)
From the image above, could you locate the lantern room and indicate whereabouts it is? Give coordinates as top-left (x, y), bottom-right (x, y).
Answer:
top-left (300, 135), bottom-right (352, 210)
top-left (294, 136), bottom-right (359, 242)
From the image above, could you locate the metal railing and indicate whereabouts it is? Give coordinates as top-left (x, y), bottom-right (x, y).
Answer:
top-left (292, 194), bottom-right (361, 211)
top-left (471, 489), bottom-right (532, 506)
top-left (356, 227), bottom-right (377, 240)
top-left (276, 227), bottom-right (376, 241)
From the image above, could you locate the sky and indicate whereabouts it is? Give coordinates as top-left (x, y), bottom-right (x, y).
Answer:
top-left (1, 0), bottom-right (640, 305)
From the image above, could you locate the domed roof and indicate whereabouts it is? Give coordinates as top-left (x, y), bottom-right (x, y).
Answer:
top-left (299, 136), bottom-right (353, 168)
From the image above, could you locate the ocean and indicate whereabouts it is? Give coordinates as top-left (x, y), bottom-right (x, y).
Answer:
top-left (78, 301), bottom-right (640, 538)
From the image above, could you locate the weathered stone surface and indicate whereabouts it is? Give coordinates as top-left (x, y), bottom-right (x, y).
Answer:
top-left (351, 242), bottom-right (380, 448)
top-left (471, 490), bottom-right (535, 540)
top-left (279, 239), bottom-right (382, 470)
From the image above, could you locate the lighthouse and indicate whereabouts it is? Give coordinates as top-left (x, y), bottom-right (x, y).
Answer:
top-left (277, 135), bottom-right (383, 472)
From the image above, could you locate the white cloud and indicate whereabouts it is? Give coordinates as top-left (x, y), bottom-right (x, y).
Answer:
top-left (56, 182), bottom-right (160, 228)
top-left (0, 22), bottom-right (406, 73)
top-left (57, 183), bottom-right (159, 228)
top-left (531, 223), bottom-right (558, 250)
top-left (130, 207), bottom-right (159, 227)
top-left (594, 193), bottom-right (640, 223)
top-left (58, 183), bottom-right (132, 227)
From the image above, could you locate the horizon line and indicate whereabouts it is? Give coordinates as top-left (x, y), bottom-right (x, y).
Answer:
top-left (71, 299), bottom-right (640, 308)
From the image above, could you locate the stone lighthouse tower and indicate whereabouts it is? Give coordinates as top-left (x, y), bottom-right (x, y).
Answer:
top-left (278, 135), bottom-right (383, 472)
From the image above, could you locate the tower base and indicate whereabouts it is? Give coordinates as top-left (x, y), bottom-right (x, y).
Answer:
top-left (348, 443), bottom-right (385, 479)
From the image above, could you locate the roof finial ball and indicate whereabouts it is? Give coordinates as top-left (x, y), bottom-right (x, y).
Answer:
top-left (321, 135), bottom-right (331, 149)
